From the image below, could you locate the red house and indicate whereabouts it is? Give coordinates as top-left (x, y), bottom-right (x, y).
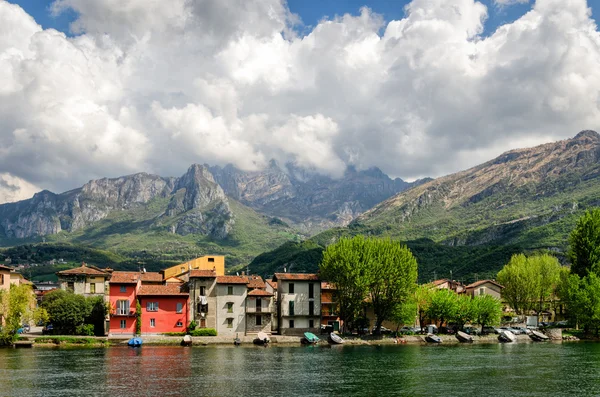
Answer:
top-left (138, 285), bottom-right (189, 334)
top-left (109, 272), bottom-right (141, 336)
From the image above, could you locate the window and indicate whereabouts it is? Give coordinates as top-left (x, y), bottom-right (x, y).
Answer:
top-left (67, 282), bottom-right (74, 292)
top-left (200, 318), bottom-right (206, 328)
top-left (176, 302), bottom-right (183, 313)
top-left (289, 301), bottom-right (294, 316)
top-left (256, 315), bottom-right (262, 326)
top-left (116, 300), bottom-right (130, 315)
top-left (150, 319), bottom-right (156, 327)
top-left (289, 283), bottom-right (294, 293)
top-left (120, 320), bottom-right (126, 329)
top-left (308, 283), bottom-right (314, 299)
top-left (147, 302), bottom-right (159, 312)
top-left (227, 286), bottom-right (233, 295)
top-left (90, 283), bottom-right (96, 294)
top-left (289, 320), bottom-right (294, 328)
top-left (120, 285), bottom-right (126, 293)
top-left (208, 257), bottom-right (215, 262)
top-left (309, 301), bottom-right (314, 316)
top-left (479, 287), bottom-right (485, 296)
top-left (309, 320), bottom-right (314, 328)
top-left (176, 321), bottom-right (183, 327)
top-left (256, 298), bottom-right (262, 312)
top-left (227, 318), bottom-right (233, 328)
top-left (227, 302), bottom-right (233, 313)
top-left (200, 286), bottom-right (206, 296)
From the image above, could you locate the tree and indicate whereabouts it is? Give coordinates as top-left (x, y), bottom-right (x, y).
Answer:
top-left (320, 236), bottom-right (374, 333)
top-left (530, 254), bottom-right (561, 312)
top-left (88, 296), bottom-right (108, 336)
top-left (415, 285), bottom-right (434, 330)
top-left (453, 294), bottom-right (476, 331)
top-left (473, 295), bottom-right (502, 332)
top-left (425, 289), bottom-right (459, 328)
top-left (366, 239), bottom-right (418, 334)
top-left (42, 290), bottom-right (91, 335)
top-left (136, 299), bottom-right (142, 335)
top-left (569, 208), bottom-right (600, 278)
top-left (0, 284), bottom-right (35, 345)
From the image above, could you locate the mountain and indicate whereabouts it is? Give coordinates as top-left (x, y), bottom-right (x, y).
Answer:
top-left (249, 131), bottom-right (600, 282)
top-left (209, 161), bottom-right (427, 233)
top-left (0, 161), bottom-right (417, 268)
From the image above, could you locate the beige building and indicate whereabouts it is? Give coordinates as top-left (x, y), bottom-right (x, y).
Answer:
top-left (161, 255), bottom-right (225, 280)
top-left (56, 263), bottom-right (111, 299)
top-left (188, 269), bottom-right (218, 330)
top-left (464, 280), bottom-right (503, 299)
top-left (273, 273), bottom-right (321, 336)
top-left (0, 264), bottom-right (11, 292)
top-left (215, 275), bottom-right (248, 336)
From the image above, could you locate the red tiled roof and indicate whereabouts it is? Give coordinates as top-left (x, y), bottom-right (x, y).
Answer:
top-left (247, 275), bottom-right (265, 289)
top-left (431, 279), bottom-right (450, 286)
top-left (0, 264), bottom-right (13, 271)
top-left (141, 272), bottom-right (163, 282)
top-left (216, 275), bottom-right (249, 284)
top-left (248, 288), bottom-right (274, 297)
top-left (266, 279), bottom-right (277, 290)
top-left (465, 280), bottom-right (504, 289)
top-left (189, 269), bottom-right (217, 278)
top-left (110, 271), bottom-right (140, 284)
top-left (273, 273), bottom-right (319, 281)
top-left (137, 284), bottom-right (188, 296)
top-left (57, 264), bottom-right (110, 277)
top-left (321, 281), bottom-right (335, 290)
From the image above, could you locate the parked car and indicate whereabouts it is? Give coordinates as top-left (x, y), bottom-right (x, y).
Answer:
top-left (482, 326), bottom-right (499, 335)
top-left (399, 326), bottom-right (420, 334)
top-left (42, 324), bottom-right (54, 335)
top-left (372, 326), bottom-right (392, 334)
top-left (463, 326), bottom-right (481, 336)
top-left (511, 326), bottom-right (530, 335)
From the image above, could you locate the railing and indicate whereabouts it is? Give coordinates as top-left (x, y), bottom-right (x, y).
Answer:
top-left (114, 310), bottom-right (135, 317)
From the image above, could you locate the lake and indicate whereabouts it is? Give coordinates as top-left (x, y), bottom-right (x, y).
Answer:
top-left (1, 342), bottom-right (600, 396)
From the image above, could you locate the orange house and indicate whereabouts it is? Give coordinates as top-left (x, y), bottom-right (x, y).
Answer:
top-left (108, 272), bottom-right (141, 336)
top-left (138, 285), bottom-right (189, 334)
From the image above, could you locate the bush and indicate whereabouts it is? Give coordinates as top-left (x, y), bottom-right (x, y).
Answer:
top-left (190, 328), bottom-right (217, 336)
top-left (34, 336), bottom-right (106, 345)
top-left (76, 324), bottom-right (95, 336)
top-left (162, 332), bottom-right (186, 336)
top-left (187, 320), bottom-right (197, 333)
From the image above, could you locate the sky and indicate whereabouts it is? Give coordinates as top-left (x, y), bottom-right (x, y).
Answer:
top-left (0, 0), bottom-right (599, 204)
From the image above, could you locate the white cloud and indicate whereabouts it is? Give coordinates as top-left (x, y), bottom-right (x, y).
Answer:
top-left (0, 173), bottom-right (41, 204)
top-left (0, 0), bottom-right (599, 201)
top-left (495, 0), bottom-right (530, 6)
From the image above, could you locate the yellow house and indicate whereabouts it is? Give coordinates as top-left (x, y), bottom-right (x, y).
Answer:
top-left (161, 256), bottom-right (225, 280)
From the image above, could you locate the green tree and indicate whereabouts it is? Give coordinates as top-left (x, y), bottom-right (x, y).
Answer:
top-left (415, 284), bottom-right (434, 330)
top-left (319, 236), bottom-right (372, 332)
top-left (569, 208), bottom-right (600, 278)
top-left (426, 289), bottom-right (459, 328)
top-left (135, 299), bottom-right (142, 335)
top-left (473, 295), bottom-right (502, 333)
top-left (454, 294), bottom-right (476, 331)
top-left (33, 307), bottom-right (50, 326)
top-left (0, 284), bottom-right (35, 345)
top-left (42, 290), bottom-right (91, 335)
top-left (88, 296), bottom-right (108, 336)
top-left (530, 254), bottom-right (561, 312)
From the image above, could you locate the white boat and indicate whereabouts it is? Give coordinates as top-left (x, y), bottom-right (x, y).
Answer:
top-left (328, 332), bottom-right (344, 345)
top-left (425, 333), bottom-right (442, 343)
top-left (529, 330), bottom-right (549, 342)
top-left (498, 330), bottom-right (516, 343)
top-left (455, 331), bottom-right (473, 343)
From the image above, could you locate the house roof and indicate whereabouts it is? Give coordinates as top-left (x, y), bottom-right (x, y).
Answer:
top-left (273, 273), bottom-right (319, 281)
top-left (137, 284), bottom-right (188, 296)
top-left (248, 288), bottom-right (274, 297)
top-left (165, 276), bottom-right (184, 283)
top-left (140, 272), bottom-right (163, 283)
top-left (189, 269), bottom-right (217, 278)
top-left (431, 279), bottom-right (450, 286)
top-left (216, 275), bottom-right (249, 284)
top-left (110, 271), bottom-right (141, 284)
top-left (56, 264), bottom-right (110, 277)
top-left (265, 279), bottom-right (277, 290)
top-left (465, 279), bottom-right (504, 289)
top-left (0, 264), bottom-right (13, 271)
top-left (247, 275), bottom-right (265, 289)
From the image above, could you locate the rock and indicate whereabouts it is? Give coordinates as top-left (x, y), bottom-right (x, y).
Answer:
top-left (545, 328), bottom-right (563, 341)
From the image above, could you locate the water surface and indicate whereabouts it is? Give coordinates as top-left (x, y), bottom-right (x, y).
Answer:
top-left (1, 343), bottom-right (599, 396)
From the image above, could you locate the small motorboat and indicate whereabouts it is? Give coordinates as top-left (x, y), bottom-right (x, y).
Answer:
top-left (127, 337), bottom-right (142, 347)
top-left (181, 334), bottom-right (192, 346)
top-left (328, 332), bottom-right (344, 345)
top-left (498, 330), bottom-right (517, 343)
top-left (425, 333), bottom-right (442, 343)
top-left (455, 331), bottom-right (473, 343)
top-left (253, 332), bottom-right (270, 345)
top-left (234, 333), bottom-right (242, 346)
top-left (529, 330), bottom-right (549, 342)
top-left (301, 332), bottom-right (320, 344)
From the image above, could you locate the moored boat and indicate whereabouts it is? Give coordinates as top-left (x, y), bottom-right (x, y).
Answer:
top-left (181, 334), bottom-right (192, 346)
top-left (302, 332), bottom-right (320, 344)
top-left (425, 333), bottom-right (442, 343)
top-left (127, 337), bottom-right (142, 347)
top-left (253, 332), bottom-right (270, 345)
top-left (498, 330), bottom-right (516, 343)
top-left (529, 330), bottom-right (549, 342)
top-left (455, 331), bottom-right (473, 343)
top-left (328, 332), bottom-right (344, 345)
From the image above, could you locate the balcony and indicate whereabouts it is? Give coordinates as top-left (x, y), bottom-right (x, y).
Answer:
top-left (113, 310), bottom-right (136, 317)
top-left (246, 306), bottom-right (272, 314)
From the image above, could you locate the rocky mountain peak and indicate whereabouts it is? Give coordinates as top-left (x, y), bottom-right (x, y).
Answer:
top-left (177, 164), bottom-right (216, 188)
top-left (573, 130), bottom-right (600, 142)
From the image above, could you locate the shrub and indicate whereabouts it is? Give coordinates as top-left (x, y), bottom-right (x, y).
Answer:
top-left (76, 324), bottom-right (95, 336)
top-left (187, 320), bottom-right (198, 333)
top-left (190, 328), bottom-right (217, 336)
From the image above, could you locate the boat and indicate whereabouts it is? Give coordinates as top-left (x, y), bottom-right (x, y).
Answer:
top-left (424, 333), bottom-right (442, 343)
top-left (529, 330), bottom-right (549, 342)
top-left (498, 330), bottom-right (517, 343)
top-left (455, 331), bottom-right (473, 343)
top-left (253, 332), bottom-right (270, 345)
top-left (301, 332), bottom-right (320, 344)
top-left (181, 334), bottom-right (192, 346)
top-left (127, 337), bottom-right (142, 347)
top-left (234, 333), bottom-right (242, 346)
top-left (328, 332), bottom-right (344, 345)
